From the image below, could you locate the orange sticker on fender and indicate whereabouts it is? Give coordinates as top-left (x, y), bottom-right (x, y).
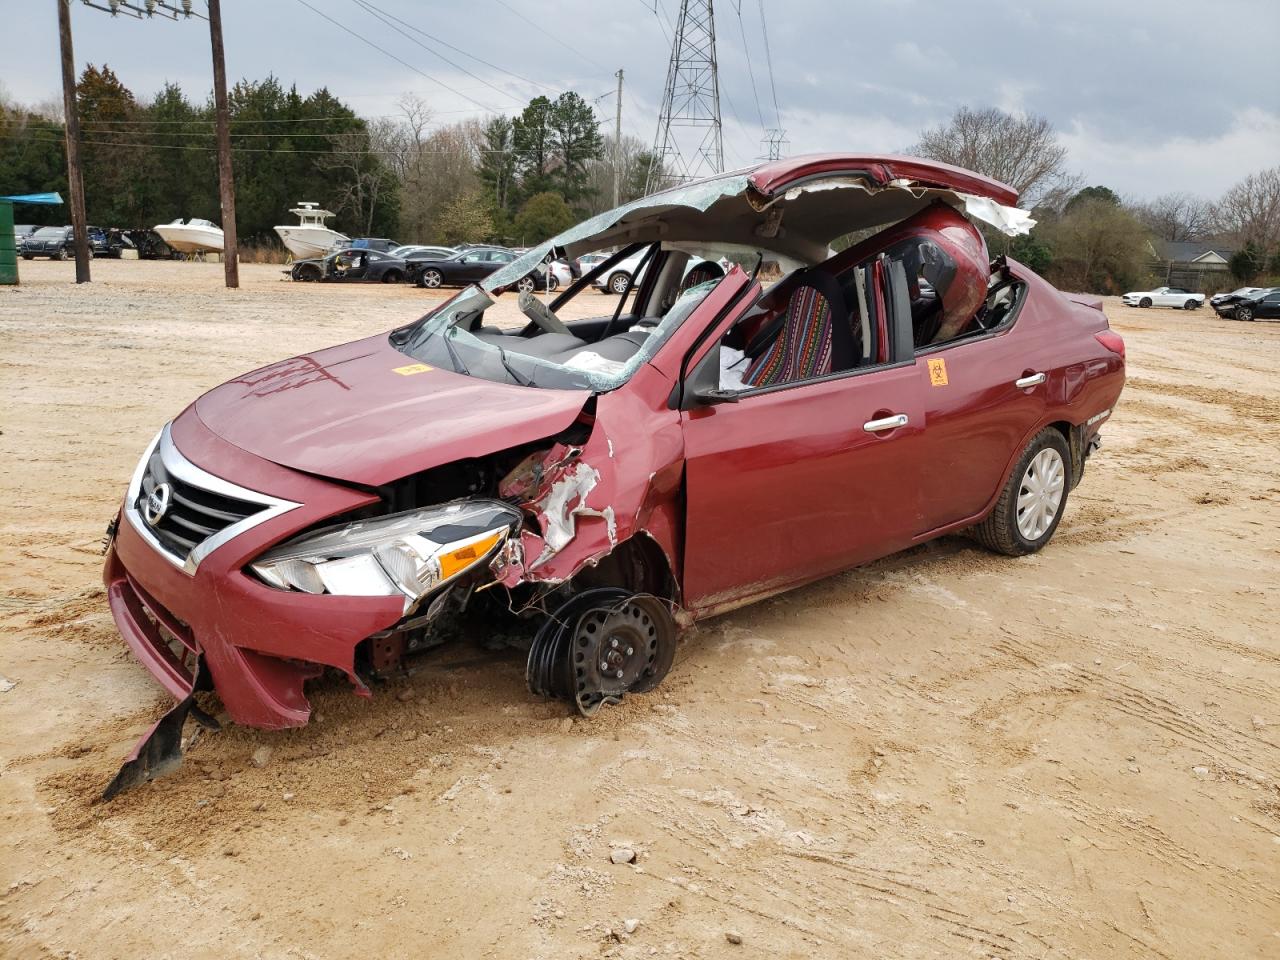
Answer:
top-left (393, 363), bottom-right (433, 376)
top-left (927, 358), bottom-right (948, 386)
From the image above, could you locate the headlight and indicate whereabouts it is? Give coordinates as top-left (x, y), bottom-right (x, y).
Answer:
top-left (251, 500), bottom-right (520, 611)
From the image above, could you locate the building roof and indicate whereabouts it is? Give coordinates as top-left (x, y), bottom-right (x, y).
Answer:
top-left (1156, 239), bottom-right (1236, 264)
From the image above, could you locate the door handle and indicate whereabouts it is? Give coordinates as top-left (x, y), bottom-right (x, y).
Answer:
top-left (863, 413), bottom-right (909, 433)
top-left (1015, 372), bottom-right (1046, 389)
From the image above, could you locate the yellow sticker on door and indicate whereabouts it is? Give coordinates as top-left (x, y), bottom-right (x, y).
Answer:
top-left (393, 363), bottom-right (433, 376)
top-left (927, 358), bottom-right (949, 386)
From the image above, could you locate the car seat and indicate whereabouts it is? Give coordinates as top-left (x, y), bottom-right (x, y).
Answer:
top-left (742, 270), bottom-right (854, 388)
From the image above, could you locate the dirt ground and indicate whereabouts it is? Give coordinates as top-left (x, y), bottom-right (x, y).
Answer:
top-left (0, 259), bottom-right (1277, 959)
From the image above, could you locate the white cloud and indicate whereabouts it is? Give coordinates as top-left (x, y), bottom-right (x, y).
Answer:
top-left (1059, 108), bottom-right (1280, 198)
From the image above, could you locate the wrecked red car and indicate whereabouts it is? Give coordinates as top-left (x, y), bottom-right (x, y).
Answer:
top-left (103, 154), bottom-right (1124, 791)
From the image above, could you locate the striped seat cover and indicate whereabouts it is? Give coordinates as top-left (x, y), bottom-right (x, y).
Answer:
top-left (742, 283), bottom-right (835, 387)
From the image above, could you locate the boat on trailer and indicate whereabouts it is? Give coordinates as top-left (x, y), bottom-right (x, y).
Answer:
top-left (274, 203), bottom-right (349, 259)
top-left (153, 218), bottom-right (224, 255)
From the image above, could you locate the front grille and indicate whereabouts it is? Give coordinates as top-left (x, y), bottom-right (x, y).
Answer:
top-left (138, 448), bottom-right (265, 561)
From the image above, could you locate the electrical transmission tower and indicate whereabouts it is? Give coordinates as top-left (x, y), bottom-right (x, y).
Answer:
top-left (646, 0), bottom-right (723, 195)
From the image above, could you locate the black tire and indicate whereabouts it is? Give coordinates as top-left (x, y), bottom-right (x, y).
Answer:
top-left (381, 270), bottom-right (403, 283)
top-left (547, 274), bottom-right (559, 292)
top-left (1138, 297), bottom-right (1151, 308)
top-left (420, 268), bottom-right (443, 289)
top-left (21, 255), bottom-right (33, 261)
top-left (608, 271), bottom-right (630, 295)
top-left (516, 275), bottom-right (537, 294)
top-left (971, 428), bottom-right (1071, 557)
top-left (1184, 299), bottom-right (1198, 310)
top-left (295, 265), bottom-right (321, 282)
top-left (54, 247), bottom-right (68, 261)
top-left (1236, 305), bottom-right (1254, 322)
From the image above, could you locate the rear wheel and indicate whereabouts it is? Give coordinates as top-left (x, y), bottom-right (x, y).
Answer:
top-left (420, 268), bottom-right (443, 289)
top-left (547, 274), bottom-right (559, 292)
top-left (1184, 299), bottom-right (1198, 310)
top-left (54, 247), bottom-right (68, 261)
top-left (295, 264), bottom-right (321, 282)
top-left (608, 271), bottom-right (630, 295)
top-left (972, 428), bottom-right (1070, 557)
top-left (1236, 304), bottom-right (1254, 322)
top-left (1138, 297), bottom-right (1151, 308)
top-left (516, 275), bottom-right (537, 294)
top-left (381, 270), bottom-right (403, 283)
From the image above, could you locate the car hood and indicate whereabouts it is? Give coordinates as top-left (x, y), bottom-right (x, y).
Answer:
top-left (193, 334), bottom-right (590, 487)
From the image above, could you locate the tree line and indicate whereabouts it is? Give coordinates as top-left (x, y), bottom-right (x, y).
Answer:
top-left (4, 73), bottom-right (1276, 291)
top-left (914, 106), bottom-right (1280, 292)
top-left (0, 67), bottom-right (651, 251)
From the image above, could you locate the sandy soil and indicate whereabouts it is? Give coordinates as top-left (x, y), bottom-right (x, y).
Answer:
top-left (1, 260), bottom-right (1277, 959)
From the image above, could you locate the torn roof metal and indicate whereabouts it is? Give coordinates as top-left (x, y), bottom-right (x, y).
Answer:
top-left (485, 154), bottom-right (1032, 293)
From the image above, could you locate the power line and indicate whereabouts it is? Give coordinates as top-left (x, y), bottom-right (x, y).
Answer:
top-left (0, 132), bottom-right (524, 156)
top-left (350, 0), bottom-right (525, 104)
top-left (292, 0), bottom-right (501, 113)
top-left (756, 0), bottom-right (781, 129)
top-left (730, 0), bottom-right (765, 130)
top-left (491, 0), bottom-right (608, 74)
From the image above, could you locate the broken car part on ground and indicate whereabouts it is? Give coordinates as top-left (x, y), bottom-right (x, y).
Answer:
top-left (102, 153), bottom-right (1125, 794)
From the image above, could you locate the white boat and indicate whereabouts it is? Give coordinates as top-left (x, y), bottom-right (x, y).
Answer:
top-left (154, 218), bottom-right (224, 254)
top-left (273, 203), bottom-right (349, 259)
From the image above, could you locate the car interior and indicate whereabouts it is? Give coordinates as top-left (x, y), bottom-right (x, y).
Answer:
top-left (436, 211), bottom-right (1026, 389)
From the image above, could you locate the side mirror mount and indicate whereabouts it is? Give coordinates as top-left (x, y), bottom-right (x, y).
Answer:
top-left (691, 384), bottom-right (741, 405)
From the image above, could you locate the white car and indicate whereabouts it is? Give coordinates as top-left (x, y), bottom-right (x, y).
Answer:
top-left (1121, 286), bottom-right (1205, 310)
top-left (591, 250), bottom-right (650, 294)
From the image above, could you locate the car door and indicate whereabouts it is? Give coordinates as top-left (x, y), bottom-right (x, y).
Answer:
top-left (455, 251), bottom-right (489, 282)
top-left (1258, 291), bottom-right (1280, 319)
top-left (679, 261), bottom-right (928, 612)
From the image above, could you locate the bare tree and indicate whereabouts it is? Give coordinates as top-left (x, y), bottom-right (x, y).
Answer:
top-left (913, 106), bottom-right (1079, 207)
top-left (317, 125), bottom-right (400, 235)
top-left (1131, 192), bottom-right (1214, 243)
top-left (1211, 166), bottom-right (1280, 255)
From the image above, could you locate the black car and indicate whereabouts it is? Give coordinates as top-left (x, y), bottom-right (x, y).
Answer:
top-left (20, 225), bottom-right (75, 260)
top-left (411, 246), bottom-right (543, 291)
top-left (350, 237), bottom-right (399, 253)
top-left (88, 226), bottom-right (127, 259)
top-left (1232, 288), bottom-right (1280, 323)
top-left (1211, 286), bottom-right (1269, 319)
top-left (288, 247), bottom-right (408, 283)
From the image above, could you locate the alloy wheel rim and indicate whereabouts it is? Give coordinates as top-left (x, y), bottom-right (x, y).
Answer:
top-left (423, 271), bottom-right (441, 287)
top-left (1016, 447), bottom-right (1065, 541)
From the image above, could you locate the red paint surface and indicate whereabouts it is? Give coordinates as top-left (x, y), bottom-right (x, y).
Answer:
top-left (106, 163), bottom-right (1123, 728)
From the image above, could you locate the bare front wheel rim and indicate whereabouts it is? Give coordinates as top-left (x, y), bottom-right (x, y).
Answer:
top-left (1016, 447), bottom-right (1065, 541)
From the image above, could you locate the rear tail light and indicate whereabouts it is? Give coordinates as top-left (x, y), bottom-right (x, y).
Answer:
top-left (1095, 330), bottom-right (1125, 359)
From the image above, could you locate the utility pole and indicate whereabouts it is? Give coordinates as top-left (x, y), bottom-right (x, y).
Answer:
top-left (613, 69), bottom-right (624, 209)
top-left (206, 0), bottom-right (239, 288)
top-left (57, 0), bottom-right (90, 283)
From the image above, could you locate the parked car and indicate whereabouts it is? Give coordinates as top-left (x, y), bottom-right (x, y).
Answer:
top-left (401, 246), bottom-right (467, 282)
top-left (350, 237), bottom-right (399, 253)
top-left (1210, 286), bottom-right (1268, 319)
top-left (390, 244), bottom-right (455, 260)
top-left (20, 225), bottom-right (75, 260)
top-left (1121, 286), bottom-right (1204, 309)
top-left (101, 152), bottom-right (1125, 795)
top-left (88, 225), bottom-right (127, 259)
top-left (590, 248), bottom-right (650, 294)
top-left (288, 247), bottom-right (408, 282)
top-left (12, 224), bottom-right (36, 241)
top-left (1231, 288), bottom-right (1280, 322)
top-left (411, 246), bottom-right (543, 292)
top-left (575, 252), bottom-right (608, 277)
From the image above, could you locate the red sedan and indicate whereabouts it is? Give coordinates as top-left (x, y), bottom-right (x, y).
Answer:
top-left (103, 154), bottom-right (1124, 793)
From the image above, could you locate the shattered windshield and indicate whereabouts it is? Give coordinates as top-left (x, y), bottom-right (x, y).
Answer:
top-left (397, 279), bottom-right (720, 392)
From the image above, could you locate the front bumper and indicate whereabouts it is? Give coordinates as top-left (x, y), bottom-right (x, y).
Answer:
top-left (103, 412), bottom-right (405, 728)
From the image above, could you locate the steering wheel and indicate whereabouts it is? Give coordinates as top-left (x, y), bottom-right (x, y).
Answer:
top-left (517, 290), bottom-right (572, 335)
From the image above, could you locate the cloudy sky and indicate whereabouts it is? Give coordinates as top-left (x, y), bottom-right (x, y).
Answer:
top-left (6, 0), bottom-right (1278, 202)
